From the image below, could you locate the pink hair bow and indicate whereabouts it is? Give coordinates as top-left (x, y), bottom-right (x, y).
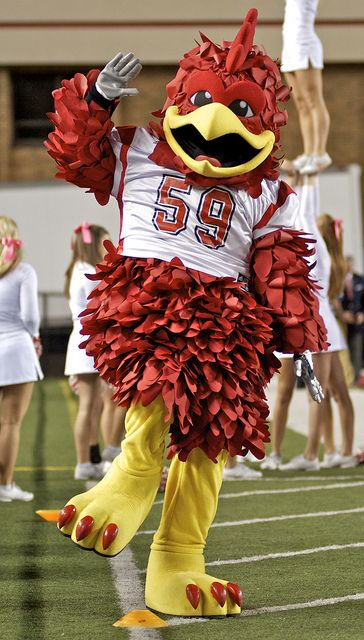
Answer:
top-left (333, 218), bottom-right (343, 241)
top-left (74, 221), bottom-right (92, 244)
top-left (1, 237), bottom-right (23, 263)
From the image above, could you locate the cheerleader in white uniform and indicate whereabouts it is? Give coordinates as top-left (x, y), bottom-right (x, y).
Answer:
top-left (64, 222), bottom-right (110, 480)
top-left (280, 178), bottom-right (356, 470)
top-left (281, 0), bottom-right (331, 175)
top-left (0, 216), bottom-right (43, 502)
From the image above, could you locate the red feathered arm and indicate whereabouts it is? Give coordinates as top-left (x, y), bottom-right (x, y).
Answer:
top-left (249, 228), bottom-right (328, 354)
top-left (44, 70), bottom-right (116, 205)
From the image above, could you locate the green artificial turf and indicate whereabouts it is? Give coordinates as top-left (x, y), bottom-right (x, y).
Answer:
top-left (0, 378), bottom-right (363, 640)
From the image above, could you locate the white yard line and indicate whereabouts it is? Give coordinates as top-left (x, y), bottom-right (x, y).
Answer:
top-left (138, 506), bottom-right (364, 536)
top-left (239, 593), bottom-right (364, 618)
top-left (202, 481), bottom-right (364, 501)
top-left (209, 507), bottom-right (364, 529)
top-left (165, 593), bottom-right (364, 626)
top-left (153, 475), bottom-right (363, 506)
top-left (206, 542), bottom-right (364, 567)
top-left (109, 547), bottom-right (162, 640)
top-left (138, 541), bottom-right (364, 575)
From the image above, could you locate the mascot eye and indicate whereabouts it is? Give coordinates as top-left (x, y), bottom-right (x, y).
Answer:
top-left (229, 100), bottom-right (254, 117)
top-left (190, 90), bottom-right (213, 106)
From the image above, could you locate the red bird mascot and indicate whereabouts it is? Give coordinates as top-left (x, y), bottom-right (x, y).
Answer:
top-left (46, 8), bottom-right (326, 617)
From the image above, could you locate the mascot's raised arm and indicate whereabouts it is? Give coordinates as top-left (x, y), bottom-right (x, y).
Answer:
top-left (45, 7), bottom-right (326, 619)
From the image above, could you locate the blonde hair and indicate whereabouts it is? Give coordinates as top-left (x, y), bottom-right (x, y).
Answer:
top-left (64, 224), bottom-right (109, 297)
top-left (0, 216), bottom-right (22, 278)
top-left (316, 213), bottom-right (347, 300)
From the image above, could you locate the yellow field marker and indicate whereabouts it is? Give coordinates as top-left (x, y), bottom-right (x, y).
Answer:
top-left (113, 610), bottom-right (168, 628)
top-left (36, 510), bottom-right (60, 522)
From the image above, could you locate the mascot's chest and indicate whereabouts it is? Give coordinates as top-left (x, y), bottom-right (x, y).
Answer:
top-left (112, 127), bottom-right (258, 279)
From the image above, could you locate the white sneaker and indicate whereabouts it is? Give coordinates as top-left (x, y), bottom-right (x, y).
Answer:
top-left (320, 452), bottom-right (341, 469)
top-left (101, 461), bottom-right (112, 474)
top-left (0, 483), bottom-right (34, 502)
top-left (279, 455), bottom-right (320, 471)
top-left (223, 464), bottom-right (262, 480)
top-left (237, 451), bottom-right (259, 463)
top-left (261, 452), bottom-right (282, 470)
top-left (337, 455), bottom-right (359, 469)
top-left (300, 153), bottom-right (332, 175)
top-left (292, 154), bottom-right (309, 171)
top-left (74, 462), bottom-right (105, 480)
top-left (101, 445), bottom-right (121, 463)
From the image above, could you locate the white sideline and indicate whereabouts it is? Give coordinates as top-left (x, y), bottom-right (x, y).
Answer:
top-left (138, 506), bottom-right (364, 535)
top-left (109, 547), bottom-right (364, 631)
top-left (205, 542), bottom-right (364, 567)
top-left (109, 547), bottom-right (162, 640)
top-left (153, 475), bottom-right (363, 506)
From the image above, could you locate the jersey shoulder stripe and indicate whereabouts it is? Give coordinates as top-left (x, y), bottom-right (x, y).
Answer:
top-left (253, 181), bottom-right (294, 231)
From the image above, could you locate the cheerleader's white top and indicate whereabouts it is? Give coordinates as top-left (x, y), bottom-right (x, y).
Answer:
top-left (281, 0), bottom-right (324, 72)
top-left (64, 261), bottom-right (97, 375)
top-left (296, 182), bottom-right (346, 353)
top-left (0, 262), bottom-right (43, 385)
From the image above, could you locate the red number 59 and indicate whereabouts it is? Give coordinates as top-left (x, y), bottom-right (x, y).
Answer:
top-left (153, 175), bottom-right (235, 249)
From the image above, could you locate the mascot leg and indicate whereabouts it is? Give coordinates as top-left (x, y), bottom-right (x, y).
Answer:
top-left (145, 448), bottom-right (243, 616)
top-left (58, 395), bottom-right (172, 556)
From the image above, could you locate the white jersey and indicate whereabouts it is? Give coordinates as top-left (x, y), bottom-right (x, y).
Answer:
top-left (110, 127), bottom-right (299, 281)
top-left (64, 261), bottom-right (97, 375)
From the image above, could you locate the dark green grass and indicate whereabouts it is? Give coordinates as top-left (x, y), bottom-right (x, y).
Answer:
top-left (0, 378), bottom-right (363, 640)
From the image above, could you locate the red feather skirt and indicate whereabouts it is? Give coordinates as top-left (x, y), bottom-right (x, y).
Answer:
top-left (80, 241), bottom-right (280, 462)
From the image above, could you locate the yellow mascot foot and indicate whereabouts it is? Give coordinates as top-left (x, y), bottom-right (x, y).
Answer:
top-left (57, 458), bottom-right (162, 556)
top-left (145, 549), bottom-right (242, 617)
top-left (58, 396), bottom-right (172, 556)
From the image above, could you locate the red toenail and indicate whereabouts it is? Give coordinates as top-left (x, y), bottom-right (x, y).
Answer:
top-left (58, 504), bottom-right (76, 528)
top-left (75, 515), bottom-right (94, 541)
top-left (227, 582), bottom-right (243, 607)
top-left (211, 581), bottom-right (227, 607)
top-left (102, 523), bottom-right (119, 550)
top-left (186, 584), bottom-right (200, 609)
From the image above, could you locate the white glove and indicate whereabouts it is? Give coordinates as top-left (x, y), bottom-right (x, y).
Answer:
top-left (294, 351), bottom-right (325, 404)
top-left (95, 52), bottom-right (142, 100)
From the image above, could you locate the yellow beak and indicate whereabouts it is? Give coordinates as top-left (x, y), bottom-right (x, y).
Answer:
top-left (163, 103), bottom-right (275, 178)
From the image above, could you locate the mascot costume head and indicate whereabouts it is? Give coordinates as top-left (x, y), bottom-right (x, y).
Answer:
top-left (149, 7), bottom-right (290, 195)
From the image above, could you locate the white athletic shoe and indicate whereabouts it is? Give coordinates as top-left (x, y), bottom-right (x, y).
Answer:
top-left (0, 483), bottom-right (34, 502)
top-left (237, 451), bottom-right (260, 463)
top-left (279, 455), bottom-right (320, 471)
top-left (337, 455), bottom-right (359, 469)
top-left (321, 452), bottom-right (358, 469)
top-left (292, 154), bottom-right (309, 171)
top-left (74, 462), bottom-right (105, 481)
top-left (300, 153), bottom-right (332, 175)
top-left (223, 464), bottom-right (262, 480)
top-left (320, 452), bottom-right (341, 469)
top-left (101, 445), bottom-right (121, 463)
top-left (101, 461), bottom-right (112, 474)
top-left (261, 452), bottom-right (282, 470)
